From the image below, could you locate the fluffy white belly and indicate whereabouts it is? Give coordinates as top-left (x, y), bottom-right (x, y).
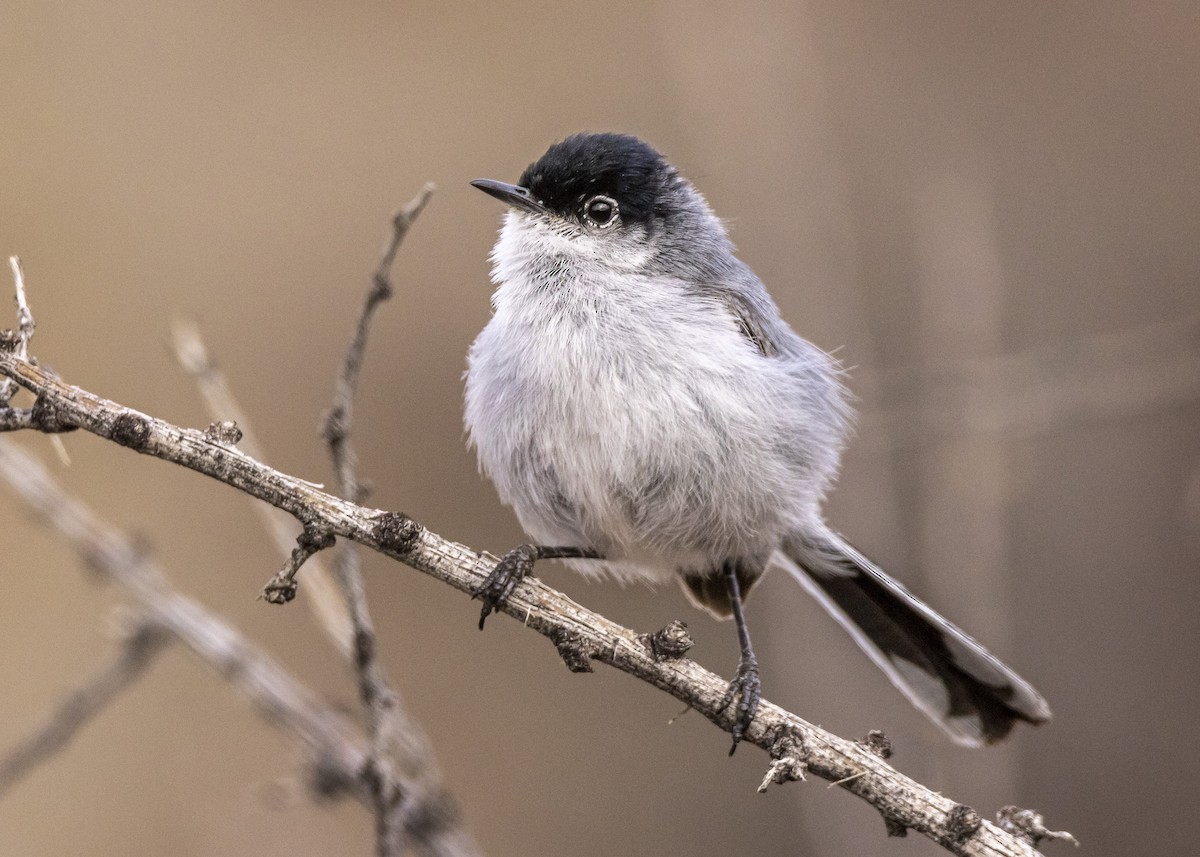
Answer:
top-left (465, 273), bottom-right (811, 583)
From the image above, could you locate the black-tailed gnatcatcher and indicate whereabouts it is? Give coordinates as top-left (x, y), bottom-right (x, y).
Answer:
top-left (465, 132), bottom-right (1050, 749)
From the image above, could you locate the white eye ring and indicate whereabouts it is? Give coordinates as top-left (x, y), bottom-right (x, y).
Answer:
top-left (582, 195), bottom-right (619, 229)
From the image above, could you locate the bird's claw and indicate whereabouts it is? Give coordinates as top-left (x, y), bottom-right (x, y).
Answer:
top-left (719, 656), bottom-right (762, 754)
top-left (474, 545), bottom-right (537, 630)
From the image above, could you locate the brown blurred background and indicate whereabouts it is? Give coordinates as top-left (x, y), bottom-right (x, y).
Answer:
top-left (2, 1), bottom-right (1198, 854)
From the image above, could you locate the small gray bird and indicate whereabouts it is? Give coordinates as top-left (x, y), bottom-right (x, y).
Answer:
top-left (465, 132), bottom-right (1050, 749)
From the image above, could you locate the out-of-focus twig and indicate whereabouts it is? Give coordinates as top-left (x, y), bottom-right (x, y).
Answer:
top-left (0, 438), bottom-right (370, 804)
top-left (171, 318), bottom-right (355, 657)
top-left (0, 617), bottom-right (170, 796)
top-left (0, 256), bottom-right (33, 406)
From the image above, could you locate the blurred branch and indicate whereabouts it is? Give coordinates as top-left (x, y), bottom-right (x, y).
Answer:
top-left (0, 438), bottom-right (369, 801)
top-left (171, 319), bottom-right (356, 657)
top-left (0, 256), bottom-right (33, 406)
top-left (0, 287), bottom-right (1064, 857)
top-left (0, 437), bottom-right (480, 857)
top-left (0, 617), bottom-right (170, 796)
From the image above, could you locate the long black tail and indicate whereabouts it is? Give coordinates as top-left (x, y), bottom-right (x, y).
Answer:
top-left (777, 529), bottom-right (1050, 746)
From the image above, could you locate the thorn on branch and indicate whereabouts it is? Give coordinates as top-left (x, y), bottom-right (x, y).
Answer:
top-left (359, 756), bottom-right (403, 811)
top-left (945, 803), bottom-right (982, 844)
top-left (640, 619), bottom-right (694, 660)
top-left (8, 257), bottom-right (34, 344)
top-left (997, 805), bottom-right (1079, 848)
top-left (857, 729), bottom-right (894, 760)
top-left (204, 420), bottom-right (243, 445)
top-left (2, 394), bottom-right (80, 434)
top-left (883, 816), bottom-right (908, 838)
top-left (352, 626), bottom-right (376, 675)
top-left (549, 627), bottom-right (593, 673)
top-left (262, 524), bottom-right (336, 604)
top-left (757, 725), bottom-right (807, 792)
top-left (322, 403), bottom-right (349, 446)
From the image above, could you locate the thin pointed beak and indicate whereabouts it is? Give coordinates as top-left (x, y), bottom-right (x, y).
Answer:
top-left (470, 179), bottom-right (547, 215)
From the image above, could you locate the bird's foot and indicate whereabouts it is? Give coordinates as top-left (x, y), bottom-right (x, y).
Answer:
top-left (473, 544), bottom-right (539, 630)
top-left (719, 655), bottom-right (762, 754)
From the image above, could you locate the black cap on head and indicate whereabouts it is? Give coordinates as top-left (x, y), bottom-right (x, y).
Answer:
top-left (518, 133), bottom-right (671, 226)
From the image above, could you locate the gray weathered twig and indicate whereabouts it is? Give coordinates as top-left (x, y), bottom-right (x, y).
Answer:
top-left (0, 616), bottom-right (170, 796)
top-left (322, 184), bottom-right (471, 857)
top-left (0, 438), bottom-right (369, 803)
top-left (323, 183), bottom-right (436, 505)
top-left (171, 318), bottom-right (356, 657)
top-left (0, 256), bottom-right (33, 407)
top-left (1, 246), bottom-right (1071, 855)
top-left (172, 185), bottom-right (475, 857)
top-left (0, 340), bottom-right (1066, 857)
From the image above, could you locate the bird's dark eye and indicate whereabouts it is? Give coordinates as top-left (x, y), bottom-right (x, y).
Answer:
top-left (583, 195), bottom-right (619, 228)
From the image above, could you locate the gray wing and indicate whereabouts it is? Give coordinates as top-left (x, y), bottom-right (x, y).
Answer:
top-left (704, 259), bottom-right (795, 358)
top-left (705, 259), bottom-right (855, 486)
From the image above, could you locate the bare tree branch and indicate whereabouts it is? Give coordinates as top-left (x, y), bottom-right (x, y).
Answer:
top-left (0, 435), bottom-right (483, 856)
top-left (174, 186), bottom-right (469, 856)
top-left (0, 331), bottom-right (1065, 857)
top-left (323, 183), bottom-right (436, 501)
top-left (1, 406), bottom-right (76, 433)
top-left (0, 256), bottom-right (33, 407)
top-left (171, 318), bottom-right (356, 658)
top-left (178, 319), bottom-right (475, 857)
top-left (320, 184), bottom-right (471, 857)
top-left (0, 438), bottom-right (369, 799)
top-left (0, 617), bottom-right (171, 796)
top-left (262, 523), bottom-right (337, 604)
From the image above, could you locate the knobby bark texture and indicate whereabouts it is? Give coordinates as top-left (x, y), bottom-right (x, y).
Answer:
top-left (0, 340), bottom-right (1066, 857)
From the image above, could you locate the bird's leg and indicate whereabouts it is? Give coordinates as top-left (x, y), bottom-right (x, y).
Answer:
top-left (718, 560), bottom-right (762, 754)
top-left (474, 545), bottom-right (601, 629)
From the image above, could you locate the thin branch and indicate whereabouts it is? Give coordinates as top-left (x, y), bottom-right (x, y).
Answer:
top-left (261, 524), bottom-right (336, 604)
top-left (323, 182), bottom-right (435, 500)
top-left (0, 438), bottom-right (369, 803)
top-left (0, 617), bottom-right (171, 796)
top-left (172, 186), bottom-right (475, 857)
top-left (322, 185), bottom-right (458, 857)
top-left (997, 807), bottom-right (1079, 849)
top-left (0, 344), bottom-right (1063, 857)
top-left (0, 256), bottom-right (33, 406)
top-left (171, 318), bottom-right (356, 657)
